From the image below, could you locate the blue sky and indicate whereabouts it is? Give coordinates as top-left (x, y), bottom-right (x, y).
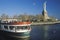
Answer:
top-left (0, 0), bottom-right (60, 19)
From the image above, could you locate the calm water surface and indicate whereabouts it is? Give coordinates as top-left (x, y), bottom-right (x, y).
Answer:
top-left (0, 24), bottom-right (60, 40)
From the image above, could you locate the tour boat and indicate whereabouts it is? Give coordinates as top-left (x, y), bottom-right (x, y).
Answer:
top-left (0, 20), bottom-right (31, 38)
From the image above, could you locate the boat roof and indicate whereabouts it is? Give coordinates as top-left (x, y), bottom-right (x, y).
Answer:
top-left (0, 21), bottom-right (31, 25)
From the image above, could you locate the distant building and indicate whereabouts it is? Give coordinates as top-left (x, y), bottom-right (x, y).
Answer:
top-left (42, 1), bottom-right (49, 21)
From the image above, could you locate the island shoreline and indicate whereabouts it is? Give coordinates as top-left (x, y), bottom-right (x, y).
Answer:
top-left (31, 21), bottom-right (60, 25)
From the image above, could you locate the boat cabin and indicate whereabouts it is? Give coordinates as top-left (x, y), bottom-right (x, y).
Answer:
top-left (0, 20), bottom-right (31, 32)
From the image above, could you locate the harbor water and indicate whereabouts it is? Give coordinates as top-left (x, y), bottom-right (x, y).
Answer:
top-left (0, 24), bottom-right (60, 40)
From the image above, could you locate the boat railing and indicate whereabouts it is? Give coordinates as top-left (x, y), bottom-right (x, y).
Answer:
top-left (1, 20), bottom-right (18, 23)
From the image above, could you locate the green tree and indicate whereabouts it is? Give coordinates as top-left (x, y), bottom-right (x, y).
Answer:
top-left (1, 13), bottom-right (9, 19)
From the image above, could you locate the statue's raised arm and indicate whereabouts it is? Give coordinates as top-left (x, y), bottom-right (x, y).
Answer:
top-left (44, 1), bottom-right (47, 12)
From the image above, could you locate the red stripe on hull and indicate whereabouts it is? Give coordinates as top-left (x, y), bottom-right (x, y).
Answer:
top-left (1, 22), bottom-right (31, 25)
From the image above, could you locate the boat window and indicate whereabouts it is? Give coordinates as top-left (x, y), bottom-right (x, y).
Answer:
top-left (16, 26), bottom-right (28, 29)
top-left (16, 26), bottom-right (23, 29)
top-left (4, 26), bottom-right (8, 29)
top-left (23, 26), bottom-right (28, 29)
top-left (9, 26), bottom-right (15, 30)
